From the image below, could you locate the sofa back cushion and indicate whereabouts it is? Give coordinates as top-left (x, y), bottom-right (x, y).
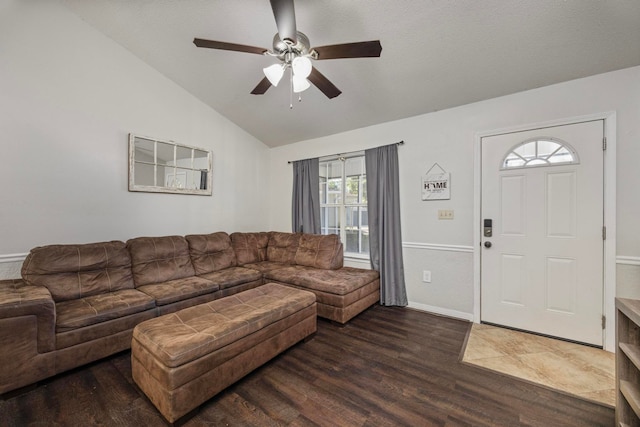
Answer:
top-left (294, 233), bottom-right (344, 270)
top-left (230, 232), bottom-right (270, 265)
top-left (127, 236), bottom-right (195, 286)
top-left (185, 232), bottom-right (237, 274)
top-left (266, 232), bottom-right (300, 264)
top-left (21, 241), bottom-right (134, 302)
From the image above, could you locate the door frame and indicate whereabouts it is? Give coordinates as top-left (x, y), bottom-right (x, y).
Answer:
top-left (473, 112), bottom-right (617, 351)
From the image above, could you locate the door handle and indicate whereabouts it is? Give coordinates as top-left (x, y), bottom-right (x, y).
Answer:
top-left (484, 241), bottom-right (492, 248)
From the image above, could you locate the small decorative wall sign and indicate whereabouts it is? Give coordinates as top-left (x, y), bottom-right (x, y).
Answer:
top-left (422, 163), bottom-right (450, 200)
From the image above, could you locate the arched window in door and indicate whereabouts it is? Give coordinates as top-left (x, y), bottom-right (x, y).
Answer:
top-left (501, 138), bottom-right (579, 169)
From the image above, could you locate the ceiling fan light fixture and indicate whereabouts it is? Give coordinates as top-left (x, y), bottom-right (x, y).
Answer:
top-left (194, 1), bottom-right (382, 102)
top-left (263, 63), bottom-right (285, 86)
top-left (291, 56), bottom-right (312, 78)
top-left (292, 75), bottom-right (311, 93)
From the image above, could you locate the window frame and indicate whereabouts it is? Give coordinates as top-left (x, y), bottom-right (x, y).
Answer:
top-left (319, 155), bottom-right (369, 257)
top-left (501, 137), bottom-right (580, 170)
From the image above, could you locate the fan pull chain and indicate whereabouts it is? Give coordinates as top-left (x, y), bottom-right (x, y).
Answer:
top-left (288, 69), bottom-right (303, 108)
top-left (289, 69), bottom-right (293, 109)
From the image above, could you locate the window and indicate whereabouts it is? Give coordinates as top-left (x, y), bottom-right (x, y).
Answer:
top-left (501, 138), bottom-right (579, 169)
top-left (319, 156), bottom-right (369, 256)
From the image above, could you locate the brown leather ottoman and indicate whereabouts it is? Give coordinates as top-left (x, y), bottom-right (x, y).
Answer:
top-left (131, 283), bottom-right (317, 424)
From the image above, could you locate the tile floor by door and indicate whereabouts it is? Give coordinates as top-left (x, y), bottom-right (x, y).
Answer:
top-left (462, 323), bottom-right (615, 407)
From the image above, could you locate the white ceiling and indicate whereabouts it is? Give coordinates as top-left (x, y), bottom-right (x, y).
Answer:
top-left (61, 0), bottom-right (640, 147)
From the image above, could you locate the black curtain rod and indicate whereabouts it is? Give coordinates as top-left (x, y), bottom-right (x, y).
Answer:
top-left (287, 140), bottom-right (404, 164)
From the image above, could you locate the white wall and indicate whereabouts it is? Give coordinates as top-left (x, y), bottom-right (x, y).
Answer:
top-left (2, 1), bottom-right (638, 317)
top-left (0, 1), bottom-right (270, 278)
top-left (268, 66), bottom-right (640, 319)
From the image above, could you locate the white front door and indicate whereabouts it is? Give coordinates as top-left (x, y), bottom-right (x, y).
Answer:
top-left (481, 120), bottom-right (604, 346)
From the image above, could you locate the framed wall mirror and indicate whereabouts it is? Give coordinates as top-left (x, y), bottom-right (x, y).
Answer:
top-left (128, 134), bottom-right (212, 195)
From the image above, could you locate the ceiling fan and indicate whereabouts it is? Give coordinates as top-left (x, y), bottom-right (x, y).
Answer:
top-left (193, 0), bottom-right (382, 100)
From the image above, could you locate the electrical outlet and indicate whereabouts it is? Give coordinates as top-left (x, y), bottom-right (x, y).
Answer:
top-left (422, 270), bottom-right (431, 283)
top-left (438, 210), bottom-right (454, 220)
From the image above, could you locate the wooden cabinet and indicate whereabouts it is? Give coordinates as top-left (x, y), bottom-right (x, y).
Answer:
top-left (616, 298), bottom-right (640, 427)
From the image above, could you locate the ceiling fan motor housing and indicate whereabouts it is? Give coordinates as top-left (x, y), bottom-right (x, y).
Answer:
top-left (272, 31), bottom-right (312, 61)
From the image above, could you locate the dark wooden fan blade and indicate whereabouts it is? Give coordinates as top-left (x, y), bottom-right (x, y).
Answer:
top-left (308, 67), bottom-right (341, 99)
top-left (270, 0), bottom-right (297, 44)
top-left (193, 38), bottom-right (267, 55)
top-left (251, 77), bottom-right (272, 95)
top-left (313, 40), bottom-right (382, 60)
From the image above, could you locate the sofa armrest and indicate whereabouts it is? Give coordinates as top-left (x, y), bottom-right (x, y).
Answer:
top-left (0, 279), bottom-right (56, 352)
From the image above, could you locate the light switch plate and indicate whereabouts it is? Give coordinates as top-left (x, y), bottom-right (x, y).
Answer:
top-left (438, 210), bottom-right (454, 220)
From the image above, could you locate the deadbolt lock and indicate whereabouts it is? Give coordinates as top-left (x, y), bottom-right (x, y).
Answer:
top-left (484, 219), bottom-right (493, 237)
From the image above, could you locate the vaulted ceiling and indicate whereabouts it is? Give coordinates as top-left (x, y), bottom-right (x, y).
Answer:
top-left (62, 0), bottom-right (640, 147)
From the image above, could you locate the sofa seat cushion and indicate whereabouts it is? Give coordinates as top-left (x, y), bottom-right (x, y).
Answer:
top-left (197, 266), bottom-right (262, 290)
top-left (242, 261), bottom-right (289, 274)
top-left (56, 289), bottom-right (156, 333)
top-left (137, 276), bottom-right (219, 306)
top-left (265, 266), bottom-right (379, 296)
top-left (55, 309), bottom-right (157, 350)
top-left (132, 283), bottom-right (316, 368)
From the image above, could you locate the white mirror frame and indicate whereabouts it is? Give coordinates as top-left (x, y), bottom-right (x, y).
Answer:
top-left (128, 133), bottom-right (213, 195)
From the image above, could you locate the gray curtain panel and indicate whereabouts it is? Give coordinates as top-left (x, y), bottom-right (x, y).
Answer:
top-left (291, 158), bottom-right (321, 234)
top-left (365, 144), bottom-right (408, 306)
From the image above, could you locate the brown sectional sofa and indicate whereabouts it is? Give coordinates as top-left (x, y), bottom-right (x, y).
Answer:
top-left (0, 231), bottom-right (379, 396)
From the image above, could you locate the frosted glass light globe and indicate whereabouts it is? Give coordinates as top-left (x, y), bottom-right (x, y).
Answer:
top-left (292, 75), bottom-right (311, 93)
top-left (263, 63), bottom-right (284, 86)
top-left (291, 56), bottom-right (312, 78)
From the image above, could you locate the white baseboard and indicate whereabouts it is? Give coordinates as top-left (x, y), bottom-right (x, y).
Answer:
top-left (407, 301), bottom-right (474, 322)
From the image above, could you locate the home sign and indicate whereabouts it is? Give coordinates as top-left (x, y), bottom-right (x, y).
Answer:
top-left (422, 163), bottom-right (450, 200)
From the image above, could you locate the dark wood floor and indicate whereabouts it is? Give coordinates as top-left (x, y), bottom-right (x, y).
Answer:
top-left (1, 306), bottom-right (614, 426)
